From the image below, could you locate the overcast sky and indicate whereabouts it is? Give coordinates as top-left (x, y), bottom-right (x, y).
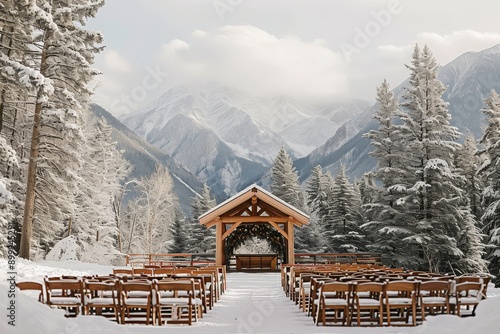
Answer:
top-left (87, 0), bottom-right (500, 115)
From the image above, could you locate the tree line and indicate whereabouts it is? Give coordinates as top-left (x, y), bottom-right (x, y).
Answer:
top-left (271, 45), bottom-right (499, 286)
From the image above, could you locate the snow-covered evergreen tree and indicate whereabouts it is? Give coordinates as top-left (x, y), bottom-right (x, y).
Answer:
top-left (456, 135), bottom-right (485, 221)
top-left (270, 146), bottom-right (313, 251)
top-left (168, 208), bottom-right (190, 253)
top-left (5, 0), bottom-right (106, 260)
top-left (388, 45), bottom-right (475, 273)
top-left (188, 183), bottom-right (216, 253)
top-left (323, 165), bottom-right (365, 253)
top-left (71, 115), bottom-right (130, 263)
top-left (478, 90), bottom-right (500, 285)
top-left (362, 79), bottom-right (418, 267)
top-left (271, 146), bottom-right (302, 207)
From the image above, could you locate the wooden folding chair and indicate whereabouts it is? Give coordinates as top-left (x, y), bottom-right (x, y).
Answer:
top-left (316, 282), bottom-right (351, 326)
top-left (351, 282), bottom-right (385, 326)
top-left (309, 277), bottom-right (335, 320)
top-left (16, 281), bottom-right (44, 303)
top-left (154, 268), bottom-right (175, 276)
top-left (132, 268), bottom-right (153, 276)
top-left (112, 268), bottom-right (133, 276)
top-left (451, 282), bottom-right (483, 317)
top-left (383, 281), bottom-right (418, 326)
top-left (119, 281), bottom-right (154, 325)
top-left (45, 278), bottom-right (84, 317)
top-left (83, 280), bottom-right (120, 323)
top-left (418, 280), bottom-right (451, 321)
top-left (155, 279), bottom-right (195, 325)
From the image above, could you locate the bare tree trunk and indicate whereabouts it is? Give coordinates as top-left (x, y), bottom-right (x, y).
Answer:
top-left (112, 196), bottom-right (122, 253)
top-left (19, 37), bottom-right (48, 260)
top-left (67, 216), bottom-right (72, 236)
top-left (19, 99), bottom-right (42, 259)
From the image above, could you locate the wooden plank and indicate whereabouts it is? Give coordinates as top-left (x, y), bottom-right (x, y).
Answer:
top-left (267, 221), bottom-right (288, 240)
top-left (222, 222), bottom-right (242, 240)
top-left (216, 220), bottom-right (223, 265)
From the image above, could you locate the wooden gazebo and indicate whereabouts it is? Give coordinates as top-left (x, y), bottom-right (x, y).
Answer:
top-left (199, 184), bottom-right (309, 266)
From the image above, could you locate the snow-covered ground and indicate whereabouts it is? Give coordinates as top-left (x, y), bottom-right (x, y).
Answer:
top-left (0, 259), bottom-right (499, 334)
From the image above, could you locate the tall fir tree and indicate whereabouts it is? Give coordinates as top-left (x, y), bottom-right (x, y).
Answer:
top-left (391, 45), bottom-right (478, 273)
top-left (270, 146), bottom-right (313, 252)
top-left (323, 165), bottom-right (365, 253)
top-left (455, 135), bottom-right (485, 221)
top-left (362, 79), bottom-right (416, 267)
top-left (168, 208), bottom-right (189, 253)
top-left (72, 115), bottom-right (130, 263)
top-left (271, 146), bottom-right (302, 207)
top-left (188, 183), bottom-right (217, 253)
top-left (8, 0), bottom-right (106, 259)
top-left (478, 90), bottom-right (500, 284)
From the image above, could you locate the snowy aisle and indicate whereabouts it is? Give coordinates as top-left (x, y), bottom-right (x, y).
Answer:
top-left (1, 260), bottom-right (500, 334)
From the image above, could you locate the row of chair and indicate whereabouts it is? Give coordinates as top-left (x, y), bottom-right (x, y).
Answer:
top-left (16, 271), bottom-right (226, 326)
top-left (310, 278), bottom-right (485, 326)
top-left (112, 265), bottom-right (226, 299)
top-left (282, 264), bottom-right (489, 326)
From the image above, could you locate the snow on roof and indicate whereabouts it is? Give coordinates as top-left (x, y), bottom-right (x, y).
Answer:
top-left (198, 183), bottom-right (309, 221)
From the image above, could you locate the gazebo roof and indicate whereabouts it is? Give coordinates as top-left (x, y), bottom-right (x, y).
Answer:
top-left (198, 184), bottom-right (310, 227)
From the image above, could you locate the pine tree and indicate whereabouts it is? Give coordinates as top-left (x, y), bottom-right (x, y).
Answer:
top-left (72, 115), bottom-right (130, 263)
top-left (362, 80), bottom-right (417, 267)
top-left (478, 90), bottom-right (500, 284)
top-left (393, 45), bottom-right (472, 272)
top-left (323, 165), bottom-right (365, 253)
top-left (455, 135), bottom-right (485, 221)
top-left (271, 146), bottom-right (301, 207)
top-left (168, 209), bottom-right (189, 253)
top-left (14, 0), bottom-right (105, 259)
top-left (188, 184), bottom-right (216, 253)
top-left (270, 146), bottom-right (313, 251)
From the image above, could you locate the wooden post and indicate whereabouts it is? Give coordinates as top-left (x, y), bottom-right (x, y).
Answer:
top-left (215, 217), bottom-right (223, 265)
top-left (287, 218), bottom-right (295, 264)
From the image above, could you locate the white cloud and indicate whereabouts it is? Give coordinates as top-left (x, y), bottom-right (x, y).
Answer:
top-left (157, 25), bottom-right (349, 102)
top-left (379, 30), bottom-right (500, 65)
top-left (103, 50), bottom-right (132, 73)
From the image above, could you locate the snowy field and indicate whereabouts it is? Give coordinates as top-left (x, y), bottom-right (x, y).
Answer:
top-left (1, 259), bottom-right (499, 334)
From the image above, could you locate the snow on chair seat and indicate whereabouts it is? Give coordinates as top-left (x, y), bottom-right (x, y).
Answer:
top-left (450, 282), bottom-right (483, 317)
top-left (316, 282), bottom-right (351, 326)
top-left (119, 281), bottom-right (154, 325)
top-left (418, 280), bottom-right (451, 321)
top-left (351, 282), bottom-right (385, 327)
top-left (155, 279), bottom-right (195, 325)
top-left (383, 281), bottom-right (418, 326)
top-left (83, 280), bottom-right (120, 323)
top-left (44, 278), bottom-right (84, 317)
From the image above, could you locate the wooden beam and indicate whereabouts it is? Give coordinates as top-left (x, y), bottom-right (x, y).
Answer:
top-left (220, 200), bottom-right (253, 217)
top-left (206, 216), bottom-right (223, 229)
top-left (267, 221), bottom-right (288, 240)
top-left (222, 222), bottom-right (243, 240)
top-left (257, 201), bottom-right (287, 217)
top-left (220, 216), bottom-right (289, 223)
top-left (287, 219), bottom-right (295, 264)
top-left (252, 195), bottom-right (257, 215)
top-left (216, 220), bottom-right (223, 265)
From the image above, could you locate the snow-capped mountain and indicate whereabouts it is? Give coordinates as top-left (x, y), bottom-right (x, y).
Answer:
top-left (296, 43), bottom-right (500, 181)
top-left (119, 84), bottom-right (367, 197)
